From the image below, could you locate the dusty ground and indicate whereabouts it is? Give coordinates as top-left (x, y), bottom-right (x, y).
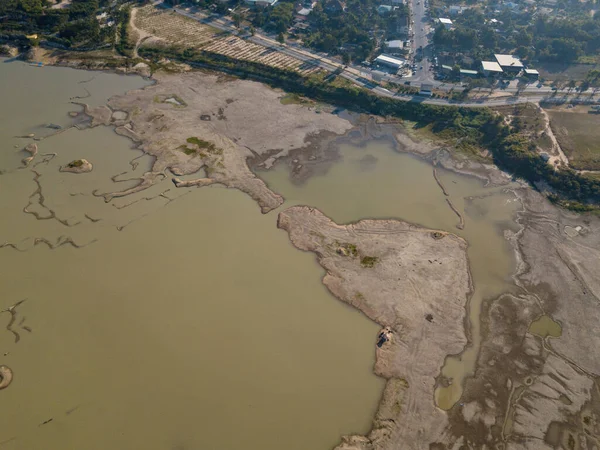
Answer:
top-left (278, 206), bottom-right (472, 450)
top-left (132, 5), bottom-right (321, 76)
top-left (83, 71), bottom-right (352, 212)
top-left (433, 188), bottom-right (600, 450)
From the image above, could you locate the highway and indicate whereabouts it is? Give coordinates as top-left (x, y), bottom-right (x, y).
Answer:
top-left (162, 3), bottom-right (599, 107)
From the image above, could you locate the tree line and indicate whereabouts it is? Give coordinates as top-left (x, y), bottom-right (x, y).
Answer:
top-left (139, 44), bottom-right (600, 208)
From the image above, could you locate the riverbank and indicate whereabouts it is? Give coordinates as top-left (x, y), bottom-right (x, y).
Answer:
top-left (3, 58), bottom-right (599, 449)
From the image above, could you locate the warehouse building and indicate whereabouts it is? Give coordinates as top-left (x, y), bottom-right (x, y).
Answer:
top-left (374, 54), bottom-right (407, 71)
top-left (494, 54), bottom-right (523, 72)
top-left (481, 60), bottom-right (503, 76)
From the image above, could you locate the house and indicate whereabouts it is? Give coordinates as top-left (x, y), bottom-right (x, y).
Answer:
top-left (374, 54), bottom-right (407, 71)
top-left (494, 54), bottom-right (523, 72)
top-left (420, 83), bottom-right (433, 96)
top-left (385, 40), bottom-right (407, 54)
top-left (377, 5), bottom-right (393, 15)
top-left (297, 7), bottom-right (312, 16)
top-left (247, 0), bottom-right (278, 6)
top-left (481, 60), bottom-right (503, 76)
top-left (449, 5), bottom-right (468, 15)
top-left (460, 69), bottom-right (479, 77)
top-left (524, 68), bottom-right (539, 78)
top-left (438, 18), bottom-right (453, 29)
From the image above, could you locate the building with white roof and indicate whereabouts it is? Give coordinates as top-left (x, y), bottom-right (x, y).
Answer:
top-left (374, 54), bottom-right (407, 71)
top-left (246, 0), bottom-right (278, 6)
top-left (377, 4), bottom-right (393, 14)
top-left (385, 40), bottom-right (409, 55)
top-left (438, 17), bottom-right (453, 28)
top-left (449, 5), bottom-right (468, 15)
top-left (481, 60), bottom-right (503, 76)
top-left (524, 68), bottom-right (539, 78)
top-left (494, 54), bottom-right (524, 71)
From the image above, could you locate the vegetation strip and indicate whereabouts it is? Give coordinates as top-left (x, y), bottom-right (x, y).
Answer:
top-left (140, 45), bottom-right (600, 209)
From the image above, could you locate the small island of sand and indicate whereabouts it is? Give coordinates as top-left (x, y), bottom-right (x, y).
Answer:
top-left (60, 159), bottom-right (93, 174)
top-left (0, 366), bottom-right (13, 390)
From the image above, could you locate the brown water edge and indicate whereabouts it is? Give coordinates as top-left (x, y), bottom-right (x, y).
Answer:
top-left (528, 314), bottom-right (563, 338)
top-left (258, 138), bottom-right (522, 410)
top-left (0, 61), bottom-right (384, 450)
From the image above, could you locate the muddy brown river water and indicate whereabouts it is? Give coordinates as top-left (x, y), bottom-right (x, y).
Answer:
top-left (0, 61), bottom-right (382, 450)
top-left (1, 60), bottom-right (521, 449)
top-left (260, 141), bottom-right (521, 410)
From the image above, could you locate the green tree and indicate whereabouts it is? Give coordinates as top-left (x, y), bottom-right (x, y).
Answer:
top-left (452, 64), bottom-right (461, 78)
top-left (232, 12), bottom-right (244, 28)
top-left (277, 32), bottom-right (285, 44)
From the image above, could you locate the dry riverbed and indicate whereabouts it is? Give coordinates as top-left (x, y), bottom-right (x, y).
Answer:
top-left (83, 71), bottom-right (351, 212)
top-left (76, 68), bottom-right (600, 449)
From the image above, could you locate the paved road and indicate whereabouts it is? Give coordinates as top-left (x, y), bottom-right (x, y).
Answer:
top-left (163, 3), bottom-right (598, 106)
top-left (409, 0), bottom-right (431, 83)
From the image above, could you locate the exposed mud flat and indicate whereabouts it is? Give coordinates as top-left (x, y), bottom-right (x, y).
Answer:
top-left (83, 71), bottom-right (352, 212)
top-left (278, 206), bottom-right (472, 449)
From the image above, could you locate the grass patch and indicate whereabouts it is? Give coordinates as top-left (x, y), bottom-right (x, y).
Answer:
top-left (535, 132), bottom-right (554, 152)
top-left (178, 145), bottom-right (197, 156)
top-left (334, 241), bottom-right (359, 257)
top-left (548, 110), bottom-right (600, 170)
top-left (360, 256), bottom-right (379, 268)
top-left (187, 137), bottom-right (214, 149)
top-left (280, 93), bottom-right (313, 106)
top-left (185, 137), bottom-right (223, 154)
top-left (67, 159), bottom-right (84, 168)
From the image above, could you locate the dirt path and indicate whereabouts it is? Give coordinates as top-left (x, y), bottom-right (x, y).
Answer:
top-left (129, 7), bottom-right (154, 58)
top-left (538, 106), bottom-right (569, 167)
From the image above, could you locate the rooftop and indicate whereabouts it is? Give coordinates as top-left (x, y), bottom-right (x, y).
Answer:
top-left (375, 54), bottom-right (407, 66)
top-left (378, 4), bottom-right (393, 13)
top-left (524, 68), bottom-right (539, 75)
top-left (494, 54), bottom-right (524, 68)
top-left (481, 61), bottom-right (503, 72)
top-left (247, 0), bottom-right (279, 4)
top-left (439, 17), bottom-right (453, 24)
top-left (386, 40), bottom-right (404, 48)
top-left (460, 69), bottom-right (478, 75)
